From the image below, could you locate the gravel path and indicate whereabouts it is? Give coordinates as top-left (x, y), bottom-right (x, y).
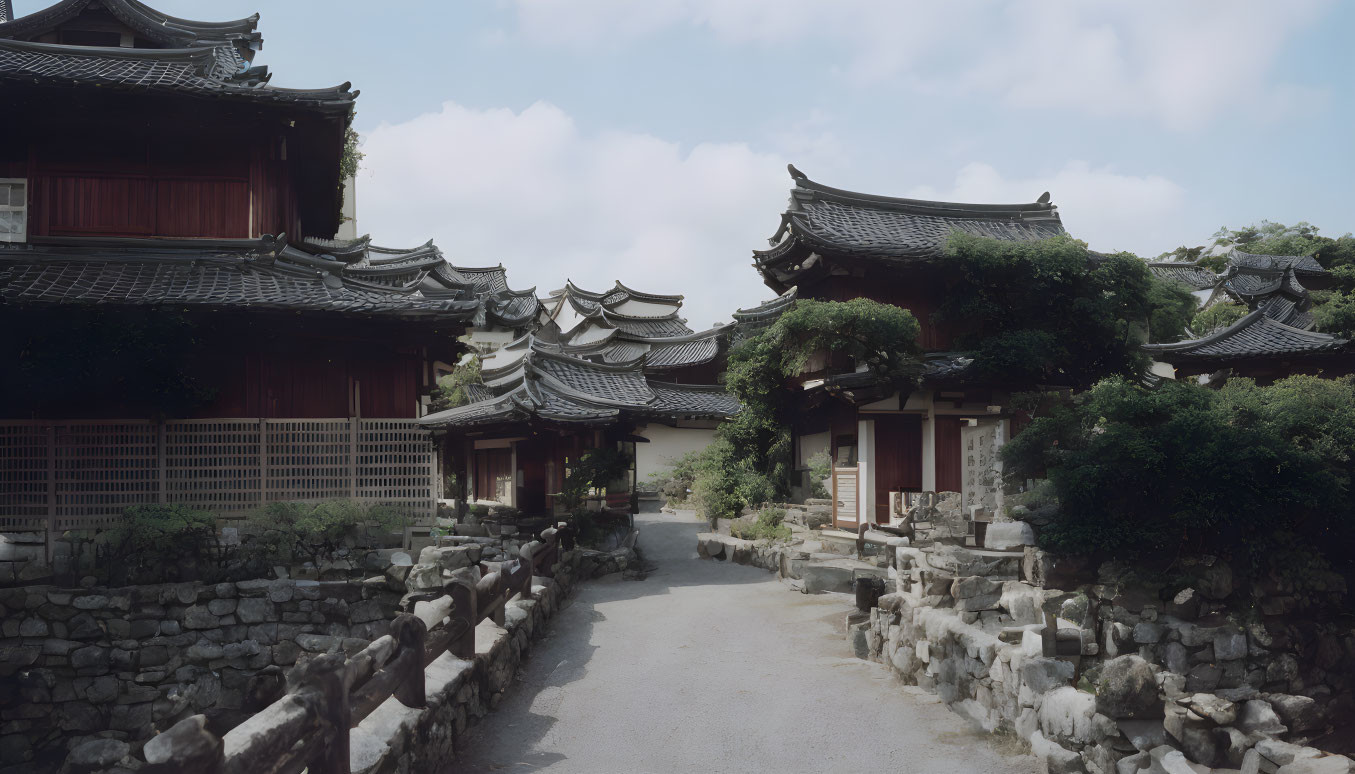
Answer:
top-left (451, 509), bottom-right (1039, 774)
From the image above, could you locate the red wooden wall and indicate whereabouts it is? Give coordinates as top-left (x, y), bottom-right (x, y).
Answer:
top-left (934, 416), bottom-right (964, 493)
top-left (19, 132), bottom-right (296, 240)
top-left (873, 414), bottom-right (922, 522)
top-left (194, 347), bottom-right (423, 419)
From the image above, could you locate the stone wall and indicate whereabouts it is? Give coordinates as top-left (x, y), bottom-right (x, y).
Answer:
top-left (62, 542), bottom-right (640, 774)
top-left (694, 529), bottom-right (1355, 773)
top-left (0, 575), bottom-right (405, 773)
top-left (868, 544), bottom-right (1355, 774)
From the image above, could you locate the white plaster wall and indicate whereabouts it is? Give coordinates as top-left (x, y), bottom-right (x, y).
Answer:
top-left (336, 176), bottom-right (357, 240)
top-left (798, 431), bottom-right (830, 467)
top-left (551, 299), bottom-right (586, 336)
top-left (634, 424), bottom-right (718, 487)
top-left (569, 322), bottom-right (615, 346)
top-left (612, 298), bottom-right (680, 317)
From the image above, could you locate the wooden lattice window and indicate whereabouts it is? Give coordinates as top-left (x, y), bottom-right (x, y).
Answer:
top-left (0, 179), bottom-right (26, 243)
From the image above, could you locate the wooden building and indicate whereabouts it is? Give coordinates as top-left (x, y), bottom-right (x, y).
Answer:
top-left (539, 281), bottom-right (731, 487)
top-left (421, 332), bottom-right (739, 517)
top-left (0, 0), bottom-right (530, 540)
top-left (751, 166), bottom-right (1068, 529)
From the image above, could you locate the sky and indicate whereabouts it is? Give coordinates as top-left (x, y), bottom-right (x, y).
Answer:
top-left (20, 0), bottom-right (1354, 327)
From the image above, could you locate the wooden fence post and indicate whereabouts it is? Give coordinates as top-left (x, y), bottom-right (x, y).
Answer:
top-left (390, 613), bottom-right (428, 709)
top-left (295, 652), bottom-right (351, 774)
top-left (448, 578), bottom-right (477, 659)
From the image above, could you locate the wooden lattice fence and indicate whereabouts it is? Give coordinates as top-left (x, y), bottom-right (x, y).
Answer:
top-left (0, 419), bottom-right (437, 536)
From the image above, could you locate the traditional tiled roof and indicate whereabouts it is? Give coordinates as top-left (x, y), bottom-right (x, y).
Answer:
top-left (420, 337), bottom-right (739, 429)
top-left (1148, 249), bottom-right (1337, 370)
top-left (1144, 310), bottom-right (1347, 363)
top-left (0, 1), bottom-right (355, 114)
top-left (1229, 249), bottom-right (1325, 277)
top-left (754, 166), bottom-right (1065, 289)
top-left (731, 287), bottom-right (796, 344)
top-left (0, 0), bottom-right (261, 53)
top-left (544, 279), bottom-right (703, 363)
top-left (559, 327), bottom-right (726, 370)
top-left (0, 235), bottom-right (534, 323)
top-left (421, 263), bottom-right (538, 328)
top-left (1148, 262), bottom-right (1217, 291)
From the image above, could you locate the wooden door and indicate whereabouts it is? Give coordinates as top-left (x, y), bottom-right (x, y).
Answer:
top-left (873, 414), bottom-right (922, 523)
top-left (516, 438), bottom-right (548, 515)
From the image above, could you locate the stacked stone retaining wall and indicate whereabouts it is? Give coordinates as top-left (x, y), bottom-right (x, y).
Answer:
top-left (696, 531), bottom-right (1355, 774)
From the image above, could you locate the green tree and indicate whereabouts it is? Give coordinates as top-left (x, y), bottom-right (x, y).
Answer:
top-left (1191, 302), bottom-right (1248, 335)
top-left (938, 233), bottom-right (1180, 387)
top-left (1213, 220), bottom-right (1355, 271)
top-left (430, 355), bottom-right (483, 412)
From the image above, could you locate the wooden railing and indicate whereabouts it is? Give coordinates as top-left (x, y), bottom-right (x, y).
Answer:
top-left (139, 523), bottom-right (575, 774)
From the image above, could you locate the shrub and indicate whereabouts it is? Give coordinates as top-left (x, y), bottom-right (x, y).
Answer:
top-left (805, 450), bottom-right (832, 499)
top-left (649, 450), bottom-right (701, 504)
top-left (240, 500), bottom-right (402, 570)
top-left (95, 504), bottom-right (223, 585)
top-left (558, 447), bottom-right (631, 512)
top-left (1001, 377), bottom-right (1355, 597)
top-left (730, 508), bottom-right (792, 542)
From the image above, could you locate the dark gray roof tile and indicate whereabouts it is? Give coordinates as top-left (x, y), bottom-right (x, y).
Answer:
top-left (1144, 310), bottom-right (1347, 361)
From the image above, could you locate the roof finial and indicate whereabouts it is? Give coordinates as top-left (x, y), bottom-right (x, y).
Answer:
top-left (787, 163), bottom-right (807, 181)
top-left (0, 0), bottom-right (13, 24)
top-left (1037, 191), bottom-right (1051, 204)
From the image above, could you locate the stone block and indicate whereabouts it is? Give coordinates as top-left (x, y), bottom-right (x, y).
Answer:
top-left (1097, 655), bottom-right (1161, 719)
top-left (70, 645), bottom-right (109, 672)
top-left (110, 702), bottom-right (152, 731)
top-left (1186, 663), bottom-right (1222, 693)
top-left (183, 604), bottom-right (219, 630)
top-left (66, 738), bottom-right (129, 771)
top-left (1214, 631), bottom-right (1248, 661)
top-left (984, 521), bottom-right (1035, 550)
top-left (1266, 694), bottom-right (1323, 735)
top-left (235, 597), bottom-right (273, 624)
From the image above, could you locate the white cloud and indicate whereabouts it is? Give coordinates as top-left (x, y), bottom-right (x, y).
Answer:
top-left (355, 101), bottom-right (790, 329)
top-left (905, 161), bottom-right (1189, 256)
top-left (509, 0), bottom-right (1331, 130)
